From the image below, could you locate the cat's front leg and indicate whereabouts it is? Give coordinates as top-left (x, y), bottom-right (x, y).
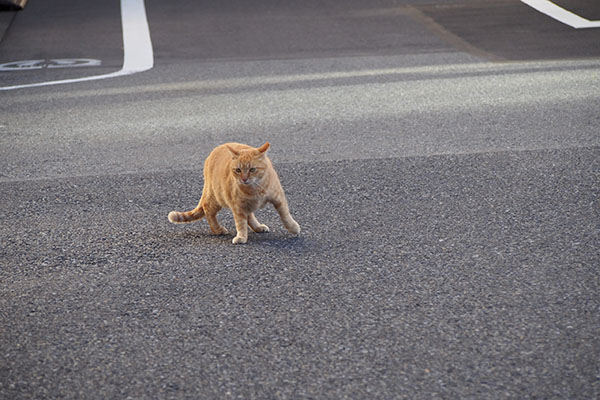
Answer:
top-left (232, 210), bottom-right (249, 244)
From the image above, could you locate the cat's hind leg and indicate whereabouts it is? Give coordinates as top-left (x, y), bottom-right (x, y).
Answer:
top-left (204, 204), bottom-right (228, 235)
top-left (248, 213), bottom-right (270, 233)
top-left (272, 197), bottom-right (300, 235)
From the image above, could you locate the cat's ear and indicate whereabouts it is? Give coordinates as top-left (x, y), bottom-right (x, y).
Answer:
top-left (257, 142), bottom-right (270, 154)
top-left (225, 144), bottom-right (240, 158)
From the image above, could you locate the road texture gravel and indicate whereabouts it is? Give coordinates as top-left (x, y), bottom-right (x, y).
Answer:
top-left (1, 0), bottom-right (599, 398)
top-left (1, 147), bottom-right (598, 398)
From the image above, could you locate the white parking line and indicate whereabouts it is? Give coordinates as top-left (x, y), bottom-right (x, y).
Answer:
top-left (520, 0), bottom-right (600, 29)
top-left (120, 0), bottom-right (154, 73)
top-left (0, 0), bottom-right (153, 91)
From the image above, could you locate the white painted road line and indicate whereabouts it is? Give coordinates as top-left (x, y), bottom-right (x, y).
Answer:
top-left (0, 0), bottom-right (153, 91)
top-left (520, 0), bottom-right (600, 29)
top-left (120, 0), bottom-right (154, 73)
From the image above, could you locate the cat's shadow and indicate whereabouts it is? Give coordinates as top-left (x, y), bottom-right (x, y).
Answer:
top-left (248, 232), bottom-right (306, 249)
top-left (162, 229), bottom-right (308, 250)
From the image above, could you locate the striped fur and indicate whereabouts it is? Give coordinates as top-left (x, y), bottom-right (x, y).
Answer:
top-left (167, 142), bottom-right (300, 244)
top-left (168, 207), bottom-right (205, 223)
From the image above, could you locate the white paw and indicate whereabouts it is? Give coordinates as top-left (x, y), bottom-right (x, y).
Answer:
top-left (253, 224), bottom-right (270, 233)
top-left (232, 236), bottom-right (247, 244)
top-left (212, 226), bottom-right (229, 235)
top-left (286, 221), bottom-right (300, 235)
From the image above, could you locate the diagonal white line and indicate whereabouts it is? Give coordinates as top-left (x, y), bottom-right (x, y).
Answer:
top-left (520, 0), bottom-right (600, 29)
top-left (0, 0), bottom-right (153, 91)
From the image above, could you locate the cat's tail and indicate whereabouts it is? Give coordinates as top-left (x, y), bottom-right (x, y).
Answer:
top-left (168, 206), bottom-right (205, 223)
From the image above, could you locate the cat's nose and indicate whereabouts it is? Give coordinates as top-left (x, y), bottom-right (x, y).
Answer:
top-left (242, 178), bottom-right (249, 184)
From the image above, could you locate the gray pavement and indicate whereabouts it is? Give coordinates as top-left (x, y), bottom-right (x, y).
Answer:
top-left (1, 0), bottom-right (599, 398)
top-left (1, 149), bottom-right (598, 398)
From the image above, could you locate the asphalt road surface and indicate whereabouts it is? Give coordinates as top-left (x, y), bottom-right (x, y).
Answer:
top-left (1, 0), bottom-right (599, 398)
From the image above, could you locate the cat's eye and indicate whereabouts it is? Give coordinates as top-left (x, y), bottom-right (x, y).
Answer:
top-left (249, 167), bottom-right (256, 173)
top-left (235, 168), bottom-right (242, 173)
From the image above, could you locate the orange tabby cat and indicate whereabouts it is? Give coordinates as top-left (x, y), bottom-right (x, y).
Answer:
top-left (168, 142), bottom-right (300, 244)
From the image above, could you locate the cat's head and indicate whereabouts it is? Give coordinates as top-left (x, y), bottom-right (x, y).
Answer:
top-left (226, 142), bottom-right (270, 186)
